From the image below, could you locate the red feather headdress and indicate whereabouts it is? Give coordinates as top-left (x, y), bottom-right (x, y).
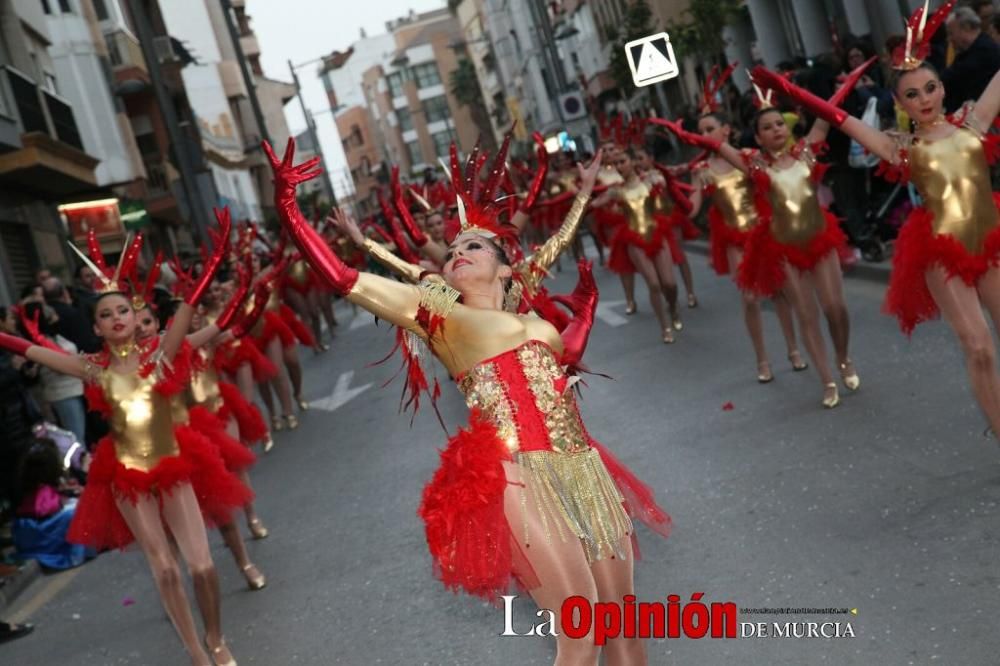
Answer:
top-left (67, 229), bottom-right (144, 299)
top-left (700, 62), bottom-right (737, 115)
top-left (891, 0), bottom-right (955, 71)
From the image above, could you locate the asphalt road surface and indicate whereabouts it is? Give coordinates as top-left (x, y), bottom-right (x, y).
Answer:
top-left (5, 250), bottom-right (1000, 665)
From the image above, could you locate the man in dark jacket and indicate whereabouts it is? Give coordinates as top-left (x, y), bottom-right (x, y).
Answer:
top-left (42, 277), bottom-right (100, 353)
top-left (943, 6), bottom-right (1000, 112)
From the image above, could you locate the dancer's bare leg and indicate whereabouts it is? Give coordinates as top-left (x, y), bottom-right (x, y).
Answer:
top-left (811, 252), bottom-right (852, 365)
top-left (264, 338), bottom-right (294, 417)
top-left (503, 462), bottom-right (600, 666)
top-left (727, 248), bottom-right (768, 366)
top-left (282, 344), bottom-right (305, 404)
top-left (285, 289), bottom-right (321, 351)
top-left (652, 245), bottom-right (680, 329)
top-left (235, 364), bottom-right (254, 404)
top-left (772, 292), bottom-right (803, 364)
top-left (257, 377), bottom-right (276, 421)
top-left (619, 273), bottom-right (637, 313)
top-left (675, 229), bottom-right (696, 306)
top-left (160, 484), bottom-right (234, 665)
top-left (590, 535), bottom-right (645, 665)
top-left (627, 246), bottom-right (670, 339)
top-left (224, 419), bottom-right (265, 532)
top-left (781, 264), bottom-right (835, 392)
top-left (114, 492), bottom-right (211, 665)
top-left (927, 265), bottom-right (1000, 436)
top-left (316, 290), bottom-right (338, 332)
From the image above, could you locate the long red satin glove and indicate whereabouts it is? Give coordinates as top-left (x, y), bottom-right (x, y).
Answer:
top-left (18, 308), bottom-right (64, 354)
top-left (215, 255), bottom-right (253, 330)
top-left (648, 118), bottom-right (722, 152)
top-left (0, 332), bottom-right (31, 357)
top-left (263, 138), bottom-right (359, 295)
top-left (186, 207), bottom-right (232, 305)
top-left (749, 56), bottom-right (877, 128)
top-left (519, 132), bottom-right (549, 214)
top-left (390, 166), bottom-right (429, 247)
top-left (551, 260), bottom-right (598, 369)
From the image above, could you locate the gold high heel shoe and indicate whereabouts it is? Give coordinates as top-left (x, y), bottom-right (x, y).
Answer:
top-left (788, 350), bottom-right (808, 371)
top-left (671, 309), bottom-right (683, 331)
top-left (296, 395), bottom-right (310, 411)
top-left (625, 300), bottom-right (637, 315)
top-left (242, 564), bottom-right (267, 591)
top-left (757, 361), bottom-right (774, 384)
top-left (839, 360), bottom-right (860, 391)
top-left (205, 638), bottom-right (236, 666)
top-left (662, 327), bottom-right (675, 344)
top-left (285, 414), bottom-right (299, 430)
top-left (271, 416), bottom-right (284, 433)
top-left (262, 435), bottom-right (274, 453)
top-left (822, 383), bottom-right (840, 409)
top-left (248, 518), bottom-right (269, 540)
top-left (687, 293), bottom-right (698, 308)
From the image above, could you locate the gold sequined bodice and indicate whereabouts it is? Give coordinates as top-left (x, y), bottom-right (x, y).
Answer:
top-left (767, 159), bottom-right (824, 246)
top-left (597, 166), bottom-right (623, 186)
top-left (457, 340), bottom-right (589, 454)
top-left (101, 368), bottom-right (180, 472)
top-left (910, 127), bottom-right (999, 253)
top-left (619, 179), bottom-right (658, 240)
top-left (705, 166), bottom-right (757, 232)
top-left (188, 350), bottom-right (223, 413)
top-left (288, 258), bottom-right (310, 286)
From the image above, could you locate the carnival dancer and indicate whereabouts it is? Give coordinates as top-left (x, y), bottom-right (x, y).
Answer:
top-left (686, 66), bottom-right (807, 382)
top-left (592, 145), bottom-right (684, 343)
top-left (653, 60), bottom-right (871, 406)
top-left (266, 137), bottom-right (670, 664)
top-left (592, 142), bottom-right (637, 315)
top-left (2, 221), bottom-right (248, 666)
top-left (753, 1), bottom-right (1000, 433)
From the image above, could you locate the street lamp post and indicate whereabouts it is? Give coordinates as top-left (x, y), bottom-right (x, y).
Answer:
top-left (288, 57), bottom-right (337, 207)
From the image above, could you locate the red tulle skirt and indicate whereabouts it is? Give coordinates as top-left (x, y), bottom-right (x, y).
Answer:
top-left (708, 207), bottom-right (752, 276)
top-left (215, 338), bottom-right (278, 382)
top-left (218, 381), bottom-right (268, 444)
top-left (607, 211), bottom-right (685, 274)
top-left (188, 405), bottom-right (256, 473)
top-left (885, 195), bottom-right (1000, 334)
top-left (592, 206), bottom-right (625, 248)
top-left (417, 414), bottom-right (671, 601)
top-left (737, 208), bottom-right (847, 297)
top-left (255, 307), bottom-right (315, 350)
top-left (67, 427), bottom-right (253, 550)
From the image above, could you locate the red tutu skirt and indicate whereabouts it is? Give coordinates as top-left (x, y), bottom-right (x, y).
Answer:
top-left (218, 381), bottom-right (267, 444)
top-left (737, 208), bottom-right (847, 297)
top-left (417, 414), bottom-right (670, 602)
top-left (592, 206), bottom-right (625, 249)
top-left (188, 405), bottom-right (256, 473)
top-left (885, 194), bottom-right (1000, 334)
top-left (67, 427), bottom-right (253, 550)
top-left (215, 338), bottom-right (278, 382)
top-left (708, 207), bottom-right (752, 276)
top-left (255, 307), bottom-right (315, 350)
top-left (607, 211), bottom-right (685, 274)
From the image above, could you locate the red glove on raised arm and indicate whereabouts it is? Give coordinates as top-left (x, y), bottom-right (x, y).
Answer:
top-left (749, 58), bottom-right (876, 129)
top-left (0, 332), bottom-right (31, 357)
top-left (551, 260), bottom-right (598, 369)
top-left (186, 207), bottom-right (232, 305)
top-left (19, 307), bottom-right (64, 354)
top-left (215, 255), bottom-right (253, 330)
top-left (648, 118), bottom-right (722, 152)
top-left (263, 138), bottom-right (359, 295)
top-left (519, 132), bottom-right (549, 214)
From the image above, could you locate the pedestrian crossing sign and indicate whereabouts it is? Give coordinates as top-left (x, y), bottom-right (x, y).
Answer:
top-left (625, 32), bottom-right (680, 87)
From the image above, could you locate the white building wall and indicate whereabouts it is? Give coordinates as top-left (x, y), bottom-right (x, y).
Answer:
top-left (45, 8), bottom-right (138, 185)
top-left (322, 33), bottom-right (396, 112)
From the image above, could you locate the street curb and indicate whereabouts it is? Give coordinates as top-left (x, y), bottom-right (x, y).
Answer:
top-left (684, 239), bottom-right (891, 284)
top-left (0, 560), bottom-right (41, 614)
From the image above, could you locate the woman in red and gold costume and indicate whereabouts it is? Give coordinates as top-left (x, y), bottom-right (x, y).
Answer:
top-left (266, 137), bottom-right (670, 665)
top-left (685, 66), bottom-right (807, 382)
top-left (755, 1), bottom-right (1000, 434)
top-left (654, 62), bottom-right (870, 406)
top-left (0, 220), bottom-right (248, 666)
top-left (593, 145), bottom-right (684, 342)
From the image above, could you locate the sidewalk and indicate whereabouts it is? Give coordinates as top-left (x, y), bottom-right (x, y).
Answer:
top-left (0, 561), bottom-right (41, 615)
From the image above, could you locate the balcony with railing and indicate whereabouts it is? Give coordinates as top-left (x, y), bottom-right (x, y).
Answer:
top-left (106, 29), bottom-right (150, 95)
top-left (0, 67), bottom-right (98, 196)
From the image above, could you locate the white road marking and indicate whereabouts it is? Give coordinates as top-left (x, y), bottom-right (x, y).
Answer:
top-left (311, 371), bottom-right (373, 412)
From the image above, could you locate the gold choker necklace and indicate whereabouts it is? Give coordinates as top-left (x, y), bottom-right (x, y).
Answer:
top-left (111, 342), bottom-right (136, 359)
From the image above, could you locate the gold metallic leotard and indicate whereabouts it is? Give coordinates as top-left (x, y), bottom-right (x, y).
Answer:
top-left (766, 157), bottom-right (824, 246)
top-left (617, 179), bottom-right (659, 241)
top-left (188, 348), bottom-right (224, 413)
top-left (101, 367), bottom-right (180, 472)
top-left (703, 165), bottom-right (757, 232)
top-left (909, 127), bottom-right (999, 253)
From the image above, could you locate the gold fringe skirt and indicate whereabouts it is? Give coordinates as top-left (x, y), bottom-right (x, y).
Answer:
top-left (515, 448), bottom-right (633, 562)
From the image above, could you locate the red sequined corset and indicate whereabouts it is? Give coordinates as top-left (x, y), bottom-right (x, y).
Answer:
top-left (456, 340), bottom-right (590, 455)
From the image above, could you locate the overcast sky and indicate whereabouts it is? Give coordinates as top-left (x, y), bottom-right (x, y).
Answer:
top-left (250, 0), bottom-right (447, 200)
